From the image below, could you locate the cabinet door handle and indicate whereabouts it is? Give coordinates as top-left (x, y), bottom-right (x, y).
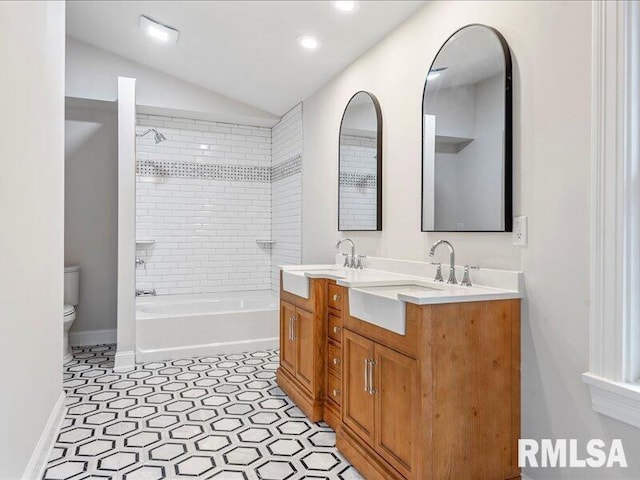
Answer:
top-left (333, 326), bottom-right (341, 334)
top-left (332, 389), bottom-right (341, 397)
top-left (333, 294), bottom-right (341, 302)
top-left (364, 359), bottom-right (369, 392)
top-left (292, 314), bottom-right (296, 341)
top-left (288, 316), bottom-right (292, 341)
top-left (332, 357), bottom-right (341, 365)
top-left (369, 359), bottom-right (376, 395)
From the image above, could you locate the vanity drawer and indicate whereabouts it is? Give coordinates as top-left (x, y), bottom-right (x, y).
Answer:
top-left (327, 341), bottom-right (342, 376)
top-left (328, 284), bottom-right (344, 311)
top-left (327, 372), bottom-right (342, 406)
top-left (328, 313), bottom-right (343, 343)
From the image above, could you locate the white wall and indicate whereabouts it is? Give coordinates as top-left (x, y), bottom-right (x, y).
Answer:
top-left (135, 114), bottom-right (272, 295)
top-left (0, 1), bottom-right (65, 477)
top-left (65, 101), bottom-right (118, 336)
top-left (271, 104), bottom-right (303, 290)
top-left (115, 77), bottom-right (137, 371)
top-left (66, 37), bottom-right (279, 128)
top-left (302, 1), bottom-right (640, 478)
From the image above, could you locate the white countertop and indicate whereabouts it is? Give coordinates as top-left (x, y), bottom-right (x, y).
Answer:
top-left (280, 263), bottom-right (523, 305)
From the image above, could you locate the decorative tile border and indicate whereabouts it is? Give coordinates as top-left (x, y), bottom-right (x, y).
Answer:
top-left (137, 160), bottom-right (272, 183)
top-left (137, 155), bottom-right (302, 183)
top-left (340, 172), bottom-right (377, 189)
top-left (272, 155), bottom-right (302, 183)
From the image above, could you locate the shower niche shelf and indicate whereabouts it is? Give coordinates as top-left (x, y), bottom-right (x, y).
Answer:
top-left (136, 239), bottom-right (156, 247)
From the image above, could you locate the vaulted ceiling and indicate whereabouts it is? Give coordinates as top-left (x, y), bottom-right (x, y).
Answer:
top-left (66, 1), bottom-right (425, 116)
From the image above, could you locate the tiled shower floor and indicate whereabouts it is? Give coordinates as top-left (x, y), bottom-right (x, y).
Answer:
top-left (44, 345), bottom-right (362, 480)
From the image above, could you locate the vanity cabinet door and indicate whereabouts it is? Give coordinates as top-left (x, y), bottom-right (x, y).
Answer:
top-left (343, 329), bottom-right (375, 446)
top-left (373, 343), bottom-right (418, 478)
top-left (294, 307), bottom-right (315, 392)
top-left (280, 301), bottom-right (297, 375)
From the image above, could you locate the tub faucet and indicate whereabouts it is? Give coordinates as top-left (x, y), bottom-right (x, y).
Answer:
top-left (136, 288), bottom-right (157, 297)
top-left (336, 238), bottom-right (356, 268)
top-left (429, 240), bottom-right (457, 284)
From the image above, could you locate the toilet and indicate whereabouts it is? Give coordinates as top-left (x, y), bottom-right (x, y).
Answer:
top-left (63, 265), bottom-right (81, 363)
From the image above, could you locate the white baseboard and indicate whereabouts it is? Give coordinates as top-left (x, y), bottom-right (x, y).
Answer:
top-left (22, 391), bottom-right (66, 480)
top-left (69, 328), bottom-right (116, 347)
top-left (114, 350), bottom-right (135, 372)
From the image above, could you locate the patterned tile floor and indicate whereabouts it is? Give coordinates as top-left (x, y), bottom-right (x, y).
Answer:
top-left (44, 345), bottom-right (363, 480)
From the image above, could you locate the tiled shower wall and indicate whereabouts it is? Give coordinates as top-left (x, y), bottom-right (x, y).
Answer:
top-left (135, 115), bottom-right (272, 295)
top-left (135, 109), bottom-right (303, 296)
top-left (271, 104), bottom-right (303, 291)
top-left (339, 134), bottom-right (378, 230)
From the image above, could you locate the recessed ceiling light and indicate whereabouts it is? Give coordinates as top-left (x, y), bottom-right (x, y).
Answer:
top-left (333, 1), bottom-right (358, 13)
top-left (140, 16), bottom-right (179, 44)
top-left (297, 35), bottom-right (320, 50)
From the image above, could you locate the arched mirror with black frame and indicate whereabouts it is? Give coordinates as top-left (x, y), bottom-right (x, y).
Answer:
top-left (338, 91), bottom-right (383, 231)
top-left (421, 24), bottom-right (512, 232)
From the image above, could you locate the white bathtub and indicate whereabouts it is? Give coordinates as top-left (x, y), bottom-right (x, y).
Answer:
top-left (135, 290), bottom-right (279, 362)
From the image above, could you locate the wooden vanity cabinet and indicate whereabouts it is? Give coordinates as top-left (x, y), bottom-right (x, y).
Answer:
top-left (276, 274), bottom-right (327, 422)
top-left (338, 300), bottom-right (521, 480)
top-left (323, 281), bottom-right (345, 431)
top-left (278, 271), bottom-right (521, 480)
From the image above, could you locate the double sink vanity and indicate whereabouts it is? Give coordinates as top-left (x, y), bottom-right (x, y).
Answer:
top-left (276, 254), bottom-right (523, 480)
top-left (277, 21), bottom-right (521, 479)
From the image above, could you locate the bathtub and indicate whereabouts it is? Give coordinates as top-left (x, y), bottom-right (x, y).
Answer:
top-left (135, 290), bottom-right (279, 362)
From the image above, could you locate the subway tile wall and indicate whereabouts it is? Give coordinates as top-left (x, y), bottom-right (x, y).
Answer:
top-left (339, 134), bottom-right (378, 230)
top-left (271, 104), bottom-right (303, 291)
top-left (135, 115), bottom-right (273, 295)
top-left (135, 110), bottom-right (303, 296)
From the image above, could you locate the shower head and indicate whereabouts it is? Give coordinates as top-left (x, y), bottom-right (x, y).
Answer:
top-left (136, 128), bottom-right (167, 144)
top-left (154, 131), bottom-right (167, 144)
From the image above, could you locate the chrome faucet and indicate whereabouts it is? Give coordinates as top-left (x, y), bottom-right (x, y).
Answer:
top-left (136, 288), bottom-right (157, 297)
top-left (429, 240), bottom-right (457, 284)
top-left (336, 238), bottom-right (356, 268)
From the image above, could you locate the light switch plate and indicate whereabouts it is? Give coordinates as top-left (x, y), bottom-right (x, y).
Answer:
top-left (513, 216), bottom-right (528, 246)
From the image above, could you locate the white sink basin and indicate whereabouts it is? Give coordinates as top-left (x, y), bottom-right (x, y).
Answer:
top-left (282, 267), bottom-right (347, 299)
top-left (282, 271), bottom-right (310, 299)
top-left (349, 284), bottom-right (441, 335)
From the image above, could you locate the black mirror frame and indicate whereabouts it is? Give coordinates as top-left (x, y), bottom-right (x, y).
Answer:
top-left (420, 24), bottom-right (513, 233)
top-left (338, 91), bottom-right (383, 232)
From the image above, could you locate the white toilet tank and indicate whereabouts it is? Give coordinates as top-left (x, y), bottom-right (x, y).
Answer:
top-left (64, 265), bottom-right (81, 306)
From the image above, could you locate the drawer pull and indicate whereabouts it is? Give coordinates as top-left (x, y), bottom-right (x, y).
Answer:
top-left (333, 294), bottom-right (341, 302)
top-left (332, 357), bottom-right (341, 365)
top-left (332, 389), bottom-right (341, 397)
top-left (333, 326), bottom-right (341, 334)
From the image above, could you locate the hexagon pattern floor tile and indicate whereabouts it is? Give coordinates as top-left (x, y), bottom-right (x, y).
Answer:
top-left (44, 345), bottom-right (364, 480)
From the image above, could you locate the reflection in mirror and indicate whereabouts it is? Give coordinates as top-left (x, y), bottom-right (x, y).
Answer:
top-left (422, 24), bottom-right (512, 232)
top-left (339, 91), bottom-right (382, 231)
